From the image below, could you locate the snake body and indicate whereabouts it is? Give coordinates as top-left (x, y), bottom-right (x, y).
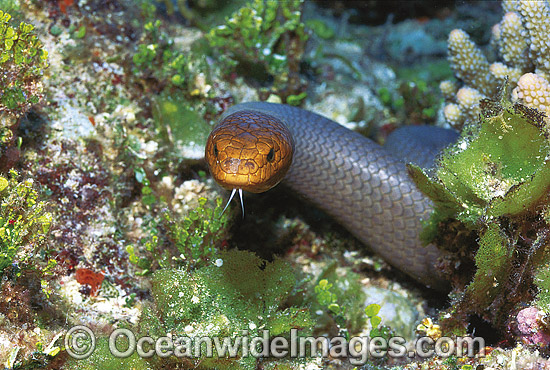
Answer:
top-left (206, 102), bottom-right (458, 291)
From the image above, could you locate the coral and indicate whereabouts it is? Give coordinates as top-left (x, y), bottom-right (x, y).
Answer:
top-left (479, 344), bottom-right (550, 369)
top-left (490, 61), bottom-right (523, 85)
top-left (439, 80), bottom-right (457, 100)
top-left (514, 0), bottom-right (550, 78)
top-left (443, 102), bottom-right (462, 127)
top-left (411, 97), bottom-right (549, 231)
top-left (447, 29), bottom-right (497, 97)
top-left (137, 250), bottom-right (312, 369)
top-left (206, 0), bottom-right (308, 99)
top-left (75, 267), bottom-right (104, 296)
top-left (512, 72), bottom-right (550, 127)
top-left (441, 1), bottom-right (550, 128)
top-left (454, 86), bottom-right (485, 125)
top-left (494, 11), bottom-right (530, 72)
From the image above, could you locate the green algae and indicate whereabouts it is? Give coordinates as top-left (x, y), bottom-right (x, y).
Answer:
top-left (63, 336), bottom-right (153, 370)
top-left (206, 0), bottom-right (308, 98)
top-left (152, 93), bottom-right (211, 159)
top-left (127, 196), bottom-right (230, 274)
top-left (0, 9), bottom-right (47, 118)
top-left (0, 171), bottom-right (51, 275)
top-left (409, 98), bottom-right (550, 238)
top-left (305, 19), bottom-right (335, 40)
top-left (137, 249), bottom-right (312, 369)
top-left (308, 264), bottom-right (367, 337)
top-left (466, 222), bottom-right (513, 307)
top-left (410, 91), bottom-right (550, 325)
top-left (534, 263), bottom-right (550, 312)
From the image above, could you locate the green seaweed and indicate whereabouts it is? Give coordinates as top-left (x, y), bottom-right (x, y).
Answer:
top-left (137, 249), bottom-right (312, 369)
top-left (63, 336), bottom-right (153, 370)
top-left (410, 91), bottom-right (550, 325)
top-left (305, 19), bottom-right (334, 40)
top-left (465, 222), bottom-right (513, 307)
top-left (0, 170), bottom-right (51, 275)
top-left (206, 0), bottom-right (308, 98)
top-left (127, 197), bottom-right (230, 273)
top-left (306, 263), bottom-right (369, 337)
top-left (534, 263), bottom-right (550, 312)
top-left (152, 92), bottom-right (211, 157)
top-left (0, 9), bottom-right (47, 119)
top-left (157, 0), bottom-right (246, 31)
top-left (132, 4), bottom-right (213, 98)
top-left (409, 98), bottom-right (550, 238)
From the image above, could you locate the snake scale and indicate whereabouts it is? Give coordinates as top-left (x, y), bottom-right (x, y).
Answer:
top-left (206, 102), bottom-right (459, 291)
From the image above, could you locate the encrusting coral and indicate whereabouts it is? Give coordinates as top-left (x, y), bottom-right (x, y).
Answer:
top-left (441, 0), bottom-right (550, 129)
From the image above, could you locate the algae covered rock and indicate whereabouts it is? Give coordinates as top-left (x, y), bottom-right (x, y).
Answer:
top-left (136, 249), bottom-right (312, 369)
top-left (409, 98), bottom-right (550, 238)
top-left (409, 91), bottom-right (550, 325)
top-left (152, 93), bottom-right (211, 160)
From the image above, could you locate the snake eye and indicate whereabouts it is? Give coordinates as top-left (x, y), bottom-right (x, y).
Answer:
top-left (266, 147), bottom-right (275, 162)
top-left (213, 144), bottom-right (219, 157)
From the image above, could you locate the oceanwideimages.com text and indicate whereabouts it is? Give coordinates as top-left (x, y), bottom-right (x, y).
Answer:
top-left (65, 326), bottom-right (485, 364)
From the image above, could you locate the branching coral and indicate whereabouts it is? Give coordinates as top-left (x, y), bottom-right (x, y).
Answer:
top-left (512, 72), bottom-right (550, 125)
top-left (447, 29), bottom-right (497, 97)
top-left (433, 2), bottom-right (550, 332)
top-left (441, 0), bottom-right (550, 129)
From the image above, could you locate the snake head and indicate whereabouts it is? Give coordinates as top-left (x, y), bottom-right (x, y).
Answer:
top-left (205, 110), bottom-right (294, 193)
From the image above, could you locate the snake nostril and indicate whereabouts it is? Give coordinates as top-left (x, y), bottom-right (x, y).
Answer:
top-left (213, 144), bottom-right (219, 157)
top-left (222, 158), bottom-right (240, 173)
top-left (266, 147), bottom-right (275, 162)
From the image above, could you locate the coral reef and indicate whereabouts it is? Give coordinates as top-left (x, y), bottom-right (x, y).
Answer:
top-left (3, 0), bottom-right (550, 368)
top-left (442, 0), bottom-right (550, 129)
top-left (515, 307), bottom-right (550, 347)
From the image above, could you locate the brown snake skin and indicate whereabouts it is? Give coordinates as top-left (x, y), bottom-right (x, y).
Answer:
top-left (206, 102), bottom-right (451, 291)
